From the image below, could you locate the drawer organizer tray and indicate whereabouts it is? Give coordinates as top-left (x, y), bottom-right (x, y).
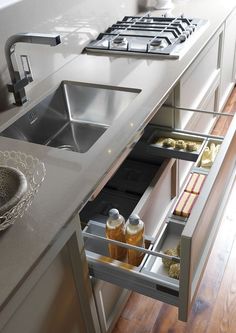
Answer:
top-left (167, 136), bottom-right (223, 223)
top-left (80, 187), bottom-right (141, 224)
top-left (194, 137), bottom-right (223, 172)
top-left (143, 221), bottom-right (183, 279)
top-left (146, 126), bottom-right (206, 162)
top-left (107, 159), bottom-right (158, 195)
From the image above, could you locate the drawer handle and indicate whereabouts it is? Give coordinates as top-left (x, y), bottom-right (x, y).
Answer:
top-left (156, 284), bottom-right (179, 297)
top-left (166, 105), bottom-right (234, 117)
top-left (171, 160), bottom-right (177, 199)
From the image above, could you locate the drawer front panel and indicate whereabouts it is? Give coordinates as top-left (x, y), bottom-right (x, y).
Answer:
top-left (88, 256), bottom-right (179, 306)
top-left (191, 139), bottom-right (236, 283)
top-left (179, 34), bottom-right (220, 109)
top-left (179, 116), bottom-right (236, 321)
top-left (219, 8), bottom-right (236, 110)
top-left (175, 30), bottom-right (222, 129)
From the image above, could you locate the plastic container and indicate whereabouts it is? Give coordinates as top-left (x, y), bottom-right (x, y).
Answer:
top-left (105, 208), bottom-right (126, 260)
top-left (125, 214), bottom-right (145, 266)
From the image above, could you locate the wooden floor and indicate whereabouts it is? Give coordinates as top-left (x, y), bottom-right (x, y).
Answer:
top-left (112, 88), bottom-right (236, 333)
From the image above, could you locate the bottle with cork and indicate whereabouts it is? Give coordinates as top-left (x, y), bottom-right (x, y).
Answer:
top-left (105, 208), bottom-right (126, 261)
top-left (125, 214), bottom-right (145, 266)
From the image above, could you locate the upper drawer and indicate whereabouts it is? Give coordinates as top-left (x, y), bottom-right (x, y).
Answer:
top-left (80, 148), bottom-right (177, 239)
top-left (174, 28), bottom-right (223, 130)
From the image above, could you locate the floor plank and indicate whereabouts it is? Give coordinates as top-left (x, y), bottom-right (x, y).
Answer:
top-left (112, 88), bottom-right (236, 333)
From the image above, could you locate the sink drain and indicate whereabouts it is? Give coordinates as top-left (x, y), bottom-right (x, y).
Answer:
top-left (56, 144), bottom-right (76, 152)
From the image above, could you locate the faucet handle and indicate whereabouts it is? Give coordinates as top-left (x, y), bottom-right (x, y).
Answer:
top-left (20, 55), bottom-right (33, 82)
top-left (7, 76), bottom-right (29, 93)
top-left (7, 55), bottom-right (33, 94)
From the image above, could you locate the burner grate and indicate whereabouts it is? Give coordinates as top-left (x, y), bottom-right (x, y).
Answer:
top-left (85, 13), bottom-right (208, 59)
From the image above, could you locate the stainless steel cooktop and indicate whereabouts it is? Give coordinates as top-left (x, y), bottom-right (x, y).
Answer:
top-left (85, 13), bottom-right (208, 59)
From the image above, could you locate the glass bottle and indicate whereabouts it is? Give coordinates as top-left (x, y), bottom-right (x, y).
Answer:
top-left (125, 214), bottom-right (145, 266)
top-left (105, 208), bottom-right (126, 260)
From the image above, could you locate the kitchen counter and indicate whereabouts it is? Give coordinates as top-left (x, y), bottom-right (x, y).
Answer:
top-left (0, 0), bottom-right (235, 315)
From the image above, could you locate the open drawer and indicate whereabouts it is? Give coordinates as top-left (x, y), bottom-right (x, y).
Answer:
top-left (79, 107), bottom-right (236, 322)
top-left (80, 150), bottom-right (177, 237)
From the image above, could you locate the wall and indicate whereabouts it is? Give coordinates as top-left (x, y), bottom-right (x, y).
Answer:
top-left (0, 0), bottom-right (140, 111)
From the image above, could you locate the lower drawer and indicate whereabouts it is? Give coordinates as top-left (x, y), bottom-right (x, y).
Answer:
top-left (84, 219), bottom-right (180, 306)
top-left (80, 113), bottom-right (236, 322)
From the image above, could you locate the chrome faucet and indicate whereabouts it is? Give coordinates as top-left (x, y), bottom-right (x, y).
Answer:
top-left (5, 33), bottom-right (61, 106)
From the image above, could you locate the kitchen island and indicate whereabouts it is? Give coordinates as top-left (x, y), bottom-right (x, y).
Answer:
top-left (0, 0), bottom-right (236, 332)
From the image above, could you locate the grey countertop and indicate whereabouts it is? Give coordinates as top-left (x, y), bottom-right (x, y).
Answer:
top-left (0, 0), bottom-right (235, 312)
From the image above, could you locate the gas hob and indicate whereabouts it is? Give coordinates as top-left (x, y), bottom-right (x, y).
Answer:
top-left (85, 13), bottom-right (208, 59)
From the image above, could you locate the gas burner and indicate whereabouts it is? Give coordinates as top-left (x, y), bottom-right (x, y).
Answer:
top-left (139, 18), bottom-right (154, 23)
top-left (113, 36), bottom-right (127, 45)
top-left (150, 38), bottom-right (164, 47)
top-left (85, 14), bottom-right (208, 59)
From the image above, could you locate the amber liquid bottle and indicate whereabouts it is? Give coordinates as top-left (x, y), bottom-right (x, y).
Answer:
top-left (125, 214), bottom-right (145, 266)
top-left (105, 208), bottom-right (126, 261)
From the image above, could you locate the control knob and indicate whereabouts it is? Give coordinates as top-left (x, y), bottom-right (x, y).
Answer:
top-left (189, 24), bottom-right (196, 31)
top-left (186, 26), bottom-right (194, 34)
top-left (179, 34), bottom-right (187, 42)
top-left (183, 30), bottom-right (191, 37)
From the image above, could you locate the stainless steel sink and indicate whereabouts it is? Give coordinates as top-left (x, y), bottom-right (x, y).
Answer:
top-left (1, 81), bottom-right (140, 153)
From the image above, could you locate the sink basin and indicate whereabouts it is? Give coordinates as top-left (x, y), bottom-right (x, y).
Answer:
top-left (1, 81), bottom-right (140, 153)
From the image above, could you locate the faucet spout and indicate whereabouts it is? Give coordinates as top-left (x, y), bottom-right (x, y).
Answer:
top-left (5, 33), bottom-right (61, 106)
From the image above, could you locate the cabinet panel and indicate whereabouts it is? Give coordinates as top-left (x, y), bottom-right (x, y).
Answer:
top-left (92, 279), bottom-right (130, 333)
top-left (219, 8), bottom-right (236, 110)
top-left (150, 93), bottom-right (175, 128)
top-left (1, 245), bottom-right (86, 333)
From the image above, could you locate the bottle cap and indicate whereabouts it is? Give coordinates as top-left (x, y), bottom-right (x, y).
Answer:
top-left (108, 208), bottom-right (119, 219)
top-left (129, 214), bottom-right (140, 225)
